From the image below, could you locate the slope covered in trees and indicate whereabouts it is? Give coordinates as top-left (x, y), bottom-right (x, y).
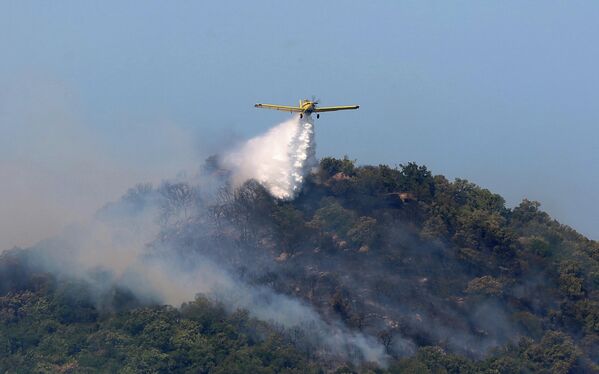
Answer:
top-left (1, 157), bottom-right (598, 373)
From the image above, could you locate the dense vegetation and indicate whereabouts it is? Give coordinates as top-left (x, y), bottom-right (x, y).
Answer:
top-left (0, 262), bottom-right (315, 373)
top-left (1, 157), bottom-right (598, 373)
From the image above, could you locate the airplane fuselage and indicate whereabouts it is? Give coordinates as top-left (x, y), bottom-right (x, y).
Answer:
top-left (299, 100), bottom-right (316, 114)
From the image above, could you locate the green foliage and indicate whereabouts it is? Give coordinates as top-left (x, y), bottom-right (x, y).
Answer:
top-left (398, 162), bottom-right (435, 201)
top-left (272, 204), bottom-right (309, 254)
top-left (309, 198), bottom-right (357, 237)
top-left (347, 216), bottom-right (378, 247)
top-left (0, 284), bottom-right (317, 373)
top-left (521, 235), bottom-right (553, 257)
top-left (524, 331), bottom-right (581, 373)
top-left (559, 261), bottom-right (586, 298)
top-left (2, 157), bottom-right (599, 372)
top-left (465, 275), bottom-right (503, 296)
top-left (320, 156), bottom-right (356, 178)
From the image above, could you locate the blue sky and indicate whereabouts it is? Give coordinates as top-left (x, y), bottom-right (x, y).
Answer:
top-left (1, 1), bottom-right (598, 244)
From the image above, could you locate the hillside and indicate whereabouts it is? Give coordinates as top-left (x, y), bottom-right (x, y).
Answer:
top-left (1, 157), bottom-right (598, 373)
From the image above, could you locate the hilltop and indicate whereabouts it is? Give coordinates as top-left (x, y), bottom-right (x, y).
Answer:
top-left (1, 157), bottom-right (598, 373)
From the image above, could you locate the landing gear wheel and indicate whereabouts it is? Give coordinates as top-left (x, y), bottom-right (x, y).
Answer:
top-left (300, 114), bottom-right (303, 119)
top-left (316, 114), bottom-right (320, 119)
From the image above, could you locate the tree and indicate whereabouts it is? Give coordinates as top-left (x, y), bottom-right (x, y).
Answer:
top-left (347, 216), bottom-right (378, 248)
top-left (398, 162), bottom-right (435, 201)
top-left (159, 182), bottom-right (199, 225)
top-left (308, 198), bottom-right (357, 238)
top-left (319, 156), bottom-right (356, 179)
top-left (271, 204), bottom-right (308, 255)
top-left (465, 276), bottom-right (503, 296)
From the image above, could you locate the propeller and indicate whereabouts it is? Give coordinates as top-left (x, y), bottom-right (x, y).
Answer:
top-left (311, 95), bottom-right (320, 105)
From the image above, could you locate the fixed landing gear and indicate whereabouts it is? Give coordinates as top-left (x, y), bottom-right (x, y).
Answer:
top-left (300, 113), bottom-right (303, 118)
top-left (316, 114), bottom-right (320, 119)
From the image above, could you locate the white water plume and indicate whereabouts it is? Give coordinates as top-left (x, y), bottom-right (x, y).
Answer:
top-left (223, 115), bottom-right (316, 200)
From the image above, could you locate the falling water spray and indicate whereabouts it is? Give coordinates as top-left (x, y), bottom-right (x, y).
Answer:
top-left (223, 115), bottom-right (317, 199)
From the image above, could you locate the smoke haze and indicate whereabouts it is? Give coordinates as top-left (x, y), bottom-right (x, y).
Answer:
top-left (1, 94), bottom-right (537, 366)
top-left (3, 100), bottom-right (391, 365)
top-left (22, 173), bottom-right (390, 365)
top-left (0, 76), bottom-right (199, 250)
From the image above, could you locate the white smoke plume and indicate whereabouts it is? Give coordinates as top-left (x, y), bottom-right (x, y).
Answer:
top-left (26, 187), bottom-right (390, 366)
top-left (127, 251), bottom-right (389, 365)
top-left (6, 107), bottom-right (391, 366)
top-left (223, 115), bottom-right (316, 200)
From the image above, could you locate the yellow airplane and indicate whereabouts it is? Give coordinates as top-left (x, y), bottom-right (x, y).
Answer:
top-left (254, 99), bottom-right (359, 119)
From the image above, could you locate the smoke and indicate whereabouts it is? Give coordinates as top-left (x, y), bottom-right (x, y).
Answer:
top-left (222, 115), bottom-right (316, 200)
top-left (123, 250), bottom-right (388, 364)
top-left (7, 109), bottom-right (389, 366)
top-left (3, 91), bottom-right (517, 366)
top-left (0, 75), bottom-right (200, 251)
top-left (23, 179), bottom-right (389, 366)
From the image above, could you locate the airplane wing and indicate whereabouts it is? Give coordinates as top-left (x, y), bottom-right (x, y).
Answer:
top-left (255, 103), bottom-right (303, 112)
top-left (313, 105), bottom-right (360, 113)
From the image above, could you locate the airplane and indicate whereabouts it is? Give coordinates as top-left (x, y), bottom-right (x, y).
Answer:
top-left (254, 99), bottom-right (359, 119)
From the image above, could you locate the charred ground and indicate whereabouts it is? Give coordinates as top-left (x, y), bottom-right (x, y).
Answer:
top-left (1, 157), bottom-right (598, 373)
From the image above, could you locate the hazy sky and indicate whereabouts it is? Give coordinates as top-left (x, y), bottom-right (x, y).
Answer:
top-left (1, 1), bottom-right (598, 247)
